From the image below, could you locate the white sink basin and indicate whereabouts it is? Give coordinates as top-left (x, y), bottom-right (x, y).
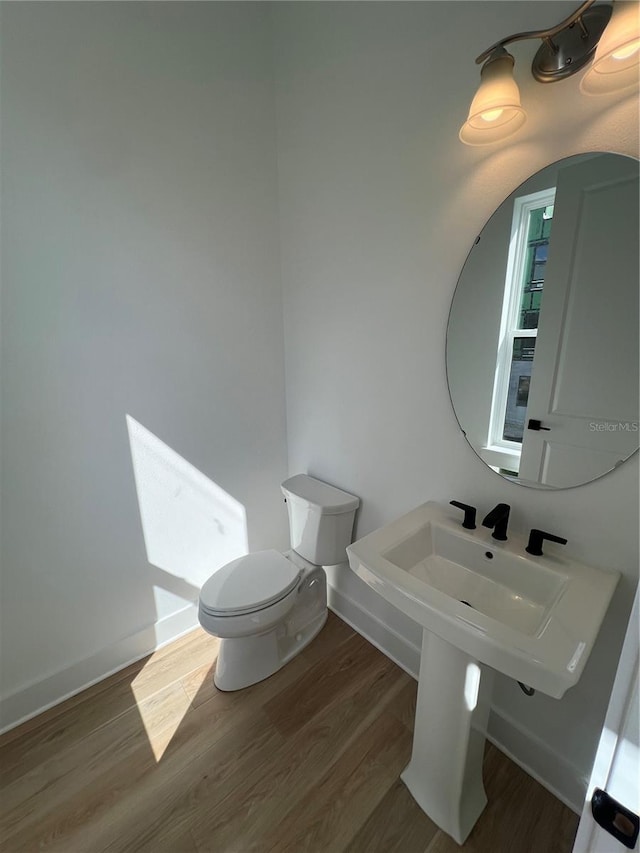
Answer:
top-left (347, 501), bottom-right (619, 699)
top-left (347, 500), bottom-right (619, 844)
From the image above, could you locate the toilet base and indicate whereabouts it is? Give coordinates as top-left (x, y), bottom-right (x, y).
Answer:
top-left (214, 609), bottom-right (327, 691)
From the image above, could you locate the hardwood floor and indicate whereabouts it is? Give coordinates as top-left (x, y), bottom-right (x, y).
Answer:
top-left (0, 613), bottom-right (579, 852)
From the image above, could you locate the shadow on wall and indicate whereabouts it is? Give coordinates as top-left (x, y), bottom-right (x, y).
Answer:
top-left (126, 414), bottom-right (249, 635)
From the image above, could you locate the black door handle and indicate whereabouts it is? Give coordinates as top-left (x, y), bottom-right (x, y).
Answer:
top-left (592, 788), bottom-right (639, 849)
top-left (527, 419), bottom-right (551, 431)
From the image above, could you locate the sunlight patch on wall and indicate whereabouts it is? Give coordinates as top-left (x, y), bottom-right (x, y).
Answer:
top-left (603, 674), bottom-right (639, 805)
top-left (126, 415), bottom-right (249, 592)
top-left (585, 681), bottom-right (639, 813)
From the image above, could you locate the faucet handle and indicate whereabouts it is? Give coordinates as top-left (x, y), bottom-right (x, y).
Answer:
top-left (526, 529), bottom-right (568, 556)
top-left (449, 500), bottom-right (477, 530)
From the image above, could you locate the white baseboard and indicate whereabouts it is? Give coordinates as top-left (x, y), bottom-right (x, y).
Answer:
top-left (327, 582), bottom-right (421, 680)
top-left (327, 580), bottom-right (584, 815)
top-left (0, 604), bottom-right (199, 735)
top-left (486, 705), bottom-right (584, 814)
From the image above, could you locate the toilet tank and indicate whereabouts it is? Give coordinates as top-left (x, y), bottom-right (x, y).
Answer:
top-left (281, 474), bottom-right (360, 566)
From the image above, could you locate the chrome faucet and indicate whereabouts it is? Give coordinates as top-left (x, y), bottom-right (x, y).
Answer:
top-left (482, 503), bottom-right (510, 541)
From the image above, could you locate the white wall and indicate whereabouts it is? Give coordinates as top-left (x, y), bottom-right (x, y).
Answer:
top-left (1, 0), bottom-right (638, 813)
top-left (0, 2), bottom-right (289, 728)
top-left (273, 1), bottom-right (639, 811)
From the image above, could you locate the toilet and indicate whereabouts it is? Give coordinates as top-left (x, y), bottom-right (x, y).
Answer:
top-left (198, 474), bottom-right (360, 691)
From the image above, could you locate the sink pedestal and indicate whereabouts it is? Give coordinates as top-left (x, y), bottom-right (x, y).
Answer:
top-left (401, 628), bottom-right (494, 845)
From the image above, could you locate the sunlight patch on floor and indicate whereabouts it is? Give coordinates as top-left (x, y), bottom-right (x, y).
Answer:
top-left (129, 677), bottom-right (194, 762)
top-left (128, 631), bottom-right (216, 763)
top-left (126, 416), bottom-right (239, 759)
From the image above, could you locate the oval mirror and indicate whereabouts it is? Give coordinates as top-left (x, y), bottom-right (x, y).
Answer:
top-left (447, 152), bottom-right (639, 489)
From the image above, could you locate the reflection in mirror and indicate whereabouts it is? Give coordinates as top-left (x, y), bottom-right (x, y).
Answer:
top-left (447, 153), bottom-right (639, 489)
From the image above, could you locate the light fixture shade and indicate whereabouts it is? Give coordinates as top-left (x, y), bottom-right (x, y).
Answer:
top-left (459, 51), bottom-right (527, 146)
top-left (581, 0), bottom-right (640, 95)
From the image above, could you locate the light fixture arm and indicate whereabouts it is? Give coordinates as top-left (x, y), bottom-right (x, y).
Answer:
top-left (475, 0), bottom-right (596, 65)
top-left (460, 0), bottom-right (638, 145)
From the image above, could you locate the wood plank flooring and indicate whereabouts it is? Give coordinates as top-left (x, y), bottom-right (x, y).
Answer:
top-left (0, 613), bottom-right (579, 852)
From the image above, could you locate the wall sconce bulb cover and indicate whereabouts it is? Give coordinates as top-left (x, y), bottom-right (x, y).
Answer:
top-left (581, 1), bottom-right (640, 95)
top-left (459, 51), bottom-right (527, 146)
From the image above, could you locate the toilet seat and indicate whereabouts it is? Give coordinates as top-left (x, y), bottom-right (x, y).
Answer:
top-left (199, 550), bottom-right (301, 617)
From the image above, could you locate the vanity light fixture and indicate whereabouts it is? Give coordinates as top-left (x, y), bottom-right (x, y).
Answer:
top-left (460, 0), bottom-right (640, 146)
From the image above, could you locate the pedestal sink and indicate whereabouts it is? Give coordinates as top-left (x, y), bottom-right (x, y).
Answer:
top-left (346, 502), bottom-right (619, 845)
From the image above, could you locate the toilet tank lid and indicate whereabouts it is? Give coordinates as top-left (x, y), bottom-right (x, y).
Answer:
top-left (281, 474), bottom-right (360, 515)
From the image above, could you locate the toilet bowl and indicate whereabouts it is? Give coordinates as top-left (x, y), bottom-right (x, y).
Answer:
top-left (198, 474), bottom-right (359, 691)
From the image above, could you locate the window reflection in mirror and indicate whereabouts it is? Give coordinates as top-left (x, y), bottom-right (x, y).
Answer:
top-left (489, 192), bottom-right (555, 468)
